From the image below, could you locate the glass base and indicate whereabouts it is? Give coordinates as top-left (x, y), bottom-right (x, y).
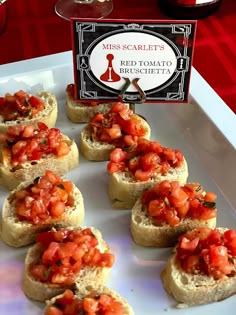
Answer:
top-left (158, 0), bottom-right (222, 19)
top-left (55, 0), bottom-right (113, 21)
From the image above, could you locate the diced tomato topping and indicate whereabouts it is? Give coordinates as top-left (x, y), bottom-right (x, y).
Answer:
top-left (88, 102), bottom-right (147, 148)
top-left (139, 180), bottom-right (217, 226)
top-left (12, 170), bottom-right (74, 225)
top-left (0, 123), bottom-right (71, 166)
top-left (107, 138), bottom-right (184, 181)
top-left (0, 90), bottom-right (45, 121)
top-left (30, 228), bottom-right (115, 285)
top-left (176, 227), bottom-right (236, 279)
top-left (45, 289), bottom-right (124, 315)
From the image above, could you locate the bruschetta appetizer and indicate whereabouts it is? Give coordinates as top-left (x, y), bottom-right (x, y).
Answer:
top-left (0, 122), bottom-right (79, 190)
top-left (131, 180), bottom-right (217, 247)
top-left (44, 283), bottom-right (134, 315)
top-left (107, 138), bottom-right (188, 209)
top-left (66, 83), bottom-right (113, 123)
top-left (80, 102), bottom-right (151, 161)
top-left (161, 227), bottom-right (236, 307)
top-left (0, 90), bottom-right (58, 132)
top-left (22, 226), bottom-right (115, 302)
top-left (1, 170), bottom-right (84, 247)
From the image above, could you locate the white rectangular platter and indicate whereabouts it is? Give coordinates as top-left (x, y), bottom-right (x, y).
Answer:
top-left (0, 51), bottom-right (236, 315)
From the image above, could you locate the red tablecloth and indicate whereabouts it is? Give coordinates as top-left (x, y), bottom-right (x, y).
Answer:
top-left (0, 0), bottom-right (236, 113)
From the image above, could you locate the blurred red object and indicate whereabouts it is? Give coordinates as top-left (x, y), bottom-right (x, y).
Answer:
top-left (0, 0), bottom-right (7, 35)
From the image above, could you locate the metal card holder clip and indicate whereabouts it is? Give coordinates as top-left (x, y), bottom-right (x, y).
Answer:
top-left (118, 77), bottom-right (131, 102)
top-left (118, 77), bottom-right (146, 105)
top-left (132, 78), bottom-right (146, 103)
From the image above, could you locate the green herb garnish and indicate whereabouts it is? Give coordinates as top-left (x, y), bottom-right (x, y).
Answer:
top-left (195, 185), bottom-right (202, 192)
top-left (57, 183), bottom-right (65, 190)
top-left (25, 99), bottom-right (30, 106)
top-left (43, 267), bottom-right (51, 279)
top-left (56, 260), bottom-right (63, 266)
top-left (33, 176), bottom-right (41, 184)
top-left (202, 201), bottom-right (216, 209)
top-left (25, 109), bottom-right (32, 117)
top-left (228, 256), bottom-right (234, 264)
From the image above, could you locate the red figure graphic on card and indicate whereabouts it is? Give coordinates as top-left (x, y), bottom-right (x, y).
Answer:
top-left (100, 54), bottom-right (121, 82)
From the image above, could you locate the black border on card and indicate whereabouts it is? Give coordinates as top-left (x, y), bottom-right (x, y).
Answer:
top-left (71, 18), bottom-right (197, 104)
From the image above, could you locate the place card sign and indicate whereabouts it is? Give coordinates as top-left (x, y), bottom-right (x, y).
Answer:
top-left (71, 19), bottom-right (196, 103)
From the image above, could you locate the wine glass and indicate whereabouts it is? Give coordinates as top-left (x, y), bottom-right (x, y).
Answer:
top-left (55, 0), bottom-right (114, 21)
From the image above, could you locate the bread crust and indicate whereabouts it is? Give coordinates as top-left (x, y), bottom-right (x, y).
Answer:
top-left (0, 91), bottom-right (58, 133)
top-left (131, 198), bottom-right (216, 247)
top-left (0, 135), bottom-right (79, 190)
top-left (1, 181), bottom-right (85, 247)
top-left (80, 115), bottom-right (151, 161)
top-left (161, 227), bottom-right (236, 307)
top-left (80, 125), bottom-right (116, 161)
top-left (44, 282), bottom-right (134, 315)
top-left (161, 255), bottom-right (236, 307)
top-left (66, 93), bottom-right (113, 123)
top-left (109, 157), bottom-right (188, 209)
top-left (22, 227), bottom-right (113, 302)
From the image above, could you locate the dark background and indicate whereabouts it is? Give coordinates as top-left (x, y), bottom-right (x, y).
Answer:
top-left (0, 0), bottom-right (235, 113)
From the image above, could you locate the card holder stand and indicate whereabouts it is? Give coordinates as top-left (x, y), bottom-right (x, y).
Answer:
top-left (118, 77), bottom-right (146, 114)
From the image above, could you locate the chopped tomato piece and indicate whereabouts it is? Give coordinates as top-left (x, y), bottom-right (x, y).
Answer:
top-left (140, 152), bottom-right (160, 171)
top-left (45, 306), bottom-right (63, 315)
top-left (180, 236), bottom-right (199, 251)
top-left (107, 161), bottom-right (126, 173)
top-left (50, 201), bottom-right (66, 217)
top-left (134, 169), bottom-right (152, 181)
top-left (109, 148), bottom-right (127, 163)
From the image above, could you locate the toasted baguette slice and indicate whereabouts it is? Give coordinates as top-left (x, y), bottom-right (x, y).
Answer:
top-left (80, 115), bottom-right (151, 161)
top-left (0, 91), bottom-right (58, 133)
top-left (161, 227), bottom-right (236, 307)
top-left (66, 92), bottom-right (114, 123)
top-left (1, 178), bottom-right (84, 247)
top-left (109, 157), bottom-right (188, 209)
top-left (44, 282), bottom-right (134, 315)
top-left (0, 135), bottom-right (79, 190)
top-left (131, 198), bottom-right (216, 247)
top-left (22, 227), bottom-right (113, 302)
